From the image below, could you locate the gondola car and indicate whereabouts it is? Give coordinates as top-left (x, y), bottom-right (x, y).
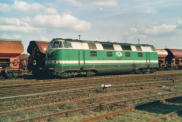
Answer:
top-left (0, 39), bottom-right (24, 78)
top-left (45, 38), bottom-right (159, 77)
top-left (165, 49), bottom-right (182, 69)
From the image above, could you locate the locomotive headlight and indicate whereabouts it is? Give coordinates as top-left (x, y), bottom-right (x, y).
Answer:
top-left (13, 59), bottom-right (18, 66)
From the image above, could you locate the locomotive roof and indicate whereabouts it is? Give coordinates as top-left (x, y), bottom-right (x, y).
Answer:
top-left (53, 38), bottom-right (154, 47)
top-left (0, 39), bottom-right (24, 54)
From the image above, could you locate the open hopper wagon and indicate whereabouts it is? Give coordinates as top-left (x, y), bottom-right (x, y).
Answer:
top-left (0, 39), bottom-right (24, 78)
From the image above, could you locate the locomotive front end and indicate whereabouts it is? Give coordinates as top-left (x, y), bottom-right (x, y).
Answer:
top-left (45, 38), bottom-right (72, 77)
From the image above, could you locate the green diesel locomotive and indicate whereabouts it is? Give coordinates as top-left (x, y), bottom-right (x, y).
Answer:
top-left (45, 38), bottom-right (159, 77)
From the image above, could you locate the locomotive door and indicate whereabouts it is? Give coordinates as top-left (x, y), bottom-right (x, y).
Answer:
top-left (146, 52), bottom-right (151, 68)
top-left (78, 50), bottom-right (85, 68)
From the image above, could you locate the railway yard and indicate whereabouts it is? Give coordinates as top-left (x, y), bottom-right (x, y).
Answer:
top-left (0, 70), bottom-right (182, 122)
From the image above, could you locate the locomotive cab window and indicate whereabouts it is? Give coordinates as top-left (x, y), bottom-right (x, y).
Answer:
top-left (107, 51), bottom-right (113, 57)
top-left (90, 51), bottom-right (97, 56)
top-left (52, 41), bottom-right (63, 48)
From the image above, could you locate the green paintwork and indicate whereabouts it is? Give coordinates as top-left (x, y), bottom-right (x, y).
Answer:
top-left (45, 48), bottom-right (159, 75)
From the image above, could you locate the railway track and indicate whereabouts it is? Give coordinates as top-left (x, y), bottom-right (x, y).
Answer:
top-left (9, 91), bottom-right (182, 122)
top-left (0, 70), bottom-right (182, 121)
top-left (0, 70), bottom-right (181, 86)
top-left (0, 70), bottom-right (181, 97)
top-left (81, 94), bottom-right (182, 122)
top-left (0, 79), bottom-right (179, 111)
top-left (0, 87), bottom-right (168, 115)
top-left (0, 82), bottom-right (182, 121)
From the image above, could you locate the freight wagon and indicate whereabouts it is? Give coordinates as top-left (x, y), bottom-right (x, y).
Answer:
top-left (0, 39), bottom-right (24, 78)
top-left (165, 49), bottom-right (182, 69)
top-left (27, 41), bottom-right (49, 76)
top-left (45, 38), bottom-right (159, 78)
top-left (156, 49), bottom-right (168, 70)
top-left (156, 49), bottom-right (182, 70)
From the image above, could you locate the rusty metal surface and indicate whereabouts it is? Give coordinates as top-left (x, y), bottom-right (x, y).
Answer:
top-left (35, 41), bottom-right (49, 54)
top-left (81, 107), bottom-right (135, 122)
top-left (156, 49), bottom-right (168, 58)
top-left (27, 41), bottom-right (49, 55)
top-left (19, 54), bottom-right (28, 60)
top-left (0, 40), bottom-right (24, 54)
top-left (166, 49), bottom-right (182, 58)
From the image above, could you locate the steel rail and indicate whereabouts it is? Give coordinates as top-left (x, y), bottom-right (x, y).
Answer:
top-left (14, 92), bottom-right (182, 122)
top-left (1, 69), bottom-right (181, 89)
top-left (0, 78), bottom-right (177, 100)
top-left (80, 107), bottom-right (135, 122)
top-left (0, 87), bottom-right (165, 115)
top-left (81, 94), bottom-right (182, 122)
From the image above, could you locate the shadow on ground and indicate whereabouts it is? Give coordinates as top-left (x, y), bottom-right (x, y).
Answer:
top-left (136, 97), bottom-right (182, 117)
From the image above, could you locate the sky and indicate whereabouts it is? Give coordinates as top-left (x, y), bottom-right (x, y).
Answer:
top-left (0, 0), bottom-right (182, 52)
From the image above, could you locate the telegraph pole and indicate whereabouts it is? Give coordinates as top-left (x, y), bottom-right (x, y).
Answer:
top-left (78, 35), bottom-right (81, 40)
top-left (137, 38), bottom-right (140, 44)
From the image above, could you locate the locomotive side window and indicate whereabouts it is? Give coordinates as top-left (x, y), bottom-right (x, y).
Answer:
top-left (88, 43), bottom-right (97, 49)
top-left (138, 52), bottom-right (143, 57)
top-left (125, 52), bottom-right (130, 57)
top-left (107, 51), bottom-right (113, 57)
top-left (121, 45), bottom-right (131, 51)
top-left (63, 41), bottom-right (72, 48)
top-left (102, 43), bottom-right (114, 50)
top-left (90, 51), bottom-right (97, 56)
